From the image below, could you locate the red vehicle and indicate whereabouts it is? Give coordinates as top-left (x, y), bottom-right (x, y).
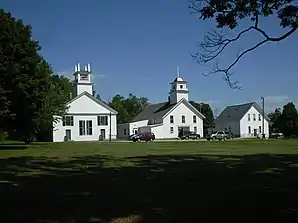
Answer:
top-left (133, 132), bottom-right (155, 142)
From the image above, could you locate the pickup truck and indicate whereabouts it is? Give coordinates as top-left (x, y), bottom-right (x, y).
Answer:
top-left (206, 131), bottom-right (232, 141)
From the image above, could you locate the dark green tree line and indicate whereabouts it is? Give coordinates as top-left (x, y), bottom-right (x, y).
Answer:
top-left (0, 9), bottom-right (72, 143)
top-left (108, 93), bottom-right (149, 124)
top-left (190, 101), bottom-right (215, 133)
top-left (269, 102), bottom-right (298, 138)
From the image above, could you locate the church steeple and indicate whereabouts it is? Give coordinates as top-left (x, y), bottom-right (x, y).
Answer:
top-left (73, 62), bottom-right (93, 96)
top-left (169, 66), bottom-right (189, 104)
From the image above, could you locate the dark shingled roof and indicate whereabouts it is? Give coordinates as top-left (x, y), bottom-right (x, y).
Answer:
top-left (216, 102), bottom-right (269, 123)
top-left (132, 102), bottom-right (176, 123)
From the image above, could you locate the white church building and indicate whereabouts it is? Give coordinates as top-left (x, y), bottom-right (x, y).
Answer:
top-left (52, 63), bottom-right (118, 142)
top-left (117, 68), bottom-right (205, 139)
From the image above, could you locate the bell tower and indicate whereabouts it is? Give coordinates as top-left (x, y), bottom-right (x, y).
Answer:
top-left (169, 66), bottom-right (189, 104)
top-left (73, 62), bottom-right (93, 96)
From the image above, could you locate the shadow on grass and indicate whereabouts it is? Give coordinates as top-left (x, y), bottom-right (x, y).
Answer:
top-left (0, 142), bottom-right (51, 150)
top-left (0, 144), bottom-right (28, 150)
top-left (1, 154), bottom-right (298, 222)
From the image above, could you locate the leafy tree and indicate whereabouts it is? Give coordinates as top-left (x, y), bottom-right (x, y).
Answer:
top-left (37, 74), bottom-right (73, 141)
top-left (189, 0), bottom-right (298, 89)
top-left (0, 9), bottom-right (43, 142)
top-left (189, 101), bottom-right (215, 132)
top-left (0, 9), bottom-right (71, 143)
top-left (278, 102), bottom-right (298, 138)
top-left (0, 85), bottom-right (10, 129)
top-left (109, 93), bottom-right (149, 124)
top-left (268, 108), bottom-right (282, 132)
top-left (123, 94), bottom-right (149, 122)
top-left (109, 94), bottom-right (128, 124)
top-left (96, 94), bottom-right (101, 100)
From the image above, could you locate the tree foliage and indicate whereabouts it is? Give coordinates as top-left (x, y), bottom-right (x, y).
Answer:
top-left (268, 108), bottom-right (282, 132)
top-left (95, 94), bottom-right (101, 101)
top-left (108, 93), bottom-right (149, 124)
top-left (37, 74), bottom-right (73, 141)
top-left (0, 9), bottom-right (72, 143)
top-left (269, 102), bottom-right (298, 138)
top-left (190, 101), bottom-right (215, 132)
top-left (189, 0), bottom-right (298, 89)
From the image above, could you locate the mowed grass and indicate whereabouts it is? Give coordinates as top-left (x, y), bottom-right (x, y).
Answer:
top-left (1, 140), bottom-right (298, 222)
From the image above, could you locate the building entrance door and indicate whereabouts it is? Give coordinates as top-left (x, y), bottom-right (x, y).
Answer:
top-left (100, 129), bottom-right (106, 139)
top-left (65, 129), bottom-right (71, 141)
top-left (253, 129), bottom-right (257, 137)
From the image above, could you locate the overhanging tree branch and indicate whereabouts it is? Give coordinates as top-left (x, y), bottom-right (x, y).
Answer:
top-left (189, 0), bottom-right (298, 89)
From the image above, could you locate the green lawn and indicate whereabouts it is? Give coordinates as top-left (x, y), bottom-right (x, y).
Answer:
top-left (1, 140), bottom-right (298, 222)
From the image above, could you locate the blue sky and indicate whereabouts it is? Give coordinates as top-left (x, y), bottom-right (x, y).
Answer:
top-left (2, 0), bottom-right (298, 113)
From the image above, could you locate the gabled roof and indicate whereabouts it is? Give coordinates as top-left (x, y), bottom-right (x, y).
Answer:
top-left (132, 102), bottom-right (176, 123)
top-left (67, 91), bottom-right (118, 114)
top-left (132, 98), bottom-right (205, 124)
top-left (216, 102), bottom-right (269, 123)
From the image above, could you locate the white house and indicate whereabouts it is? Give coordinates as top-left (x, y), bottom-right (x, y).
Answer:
top-left (215, 102), bottom-right (270, 138)
top-left (53, 63), bottom-right (118, 142)
top-left (117, 69), bottom-right (205, 139)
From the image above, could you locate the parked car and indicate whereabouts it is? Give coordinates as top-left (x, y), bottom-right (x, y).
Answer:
top-left (178, 130), bottom-right (200, 140)
top-left (206, 131), bottom-right (232, 141)
top-left (133, 132), bottom-right (155, 142)
top-left (128, 134), bottom-right (137, 140)
top-left (270, 132), bottom-right (284, 139)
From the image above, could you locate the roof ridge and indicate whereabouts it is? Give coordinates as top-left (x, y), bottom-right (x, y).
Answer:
top-left (227, 102), bottom-right (255, 107)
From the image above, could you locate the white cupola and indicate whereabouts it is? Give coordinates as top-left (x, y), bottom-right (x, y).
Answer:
top-left (73, 62), bottom-right (93, 96)
top-left (169, 66), bottom-right (189, 104)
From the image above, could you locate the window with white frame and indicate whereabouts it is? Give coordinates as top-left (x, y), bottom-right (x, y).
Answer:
top-left (170, 127), bottom-right (174, 134)
top-left (86, 120), bottom-right (92, 135)
top-left (97, 115), bottom-right (108, 125)
top-left (193, 115), bottom-right (196, 123)
top-left (248, 126), bottom-right (251, 134)
top-left (194, 126), bottom-right (197, 133)
top-left (259, 126), bottom-right (261, 133)
top-left (248, 114), bottom-right (250, 121)
top-left (170, 115), bottom-right (174, 123)
top-left (253, 114), bottom-right (256, 121)
top-left (79, 120), bottom-right (92, 136)
top-left (79, 120), bottom-right (86, 135)
top-left (182, 115), bottom-right (185, 123)
top-left (62, 116), bottom-right (74, 126)
top-left (258, 114), bottom-right (261, 121)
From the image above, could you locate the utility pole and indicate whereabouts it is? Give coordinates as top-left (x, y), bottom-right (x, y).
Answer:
top-left (109, 112), bottom-right (112, 142)
top-left (261, 97), bottom-right (265, 140)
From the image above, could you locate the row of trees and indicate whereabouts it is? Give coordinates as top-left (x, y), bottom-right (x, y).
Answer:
top-left (0, 9), bottom-right (73, 143)
top-left (269, 102), bottom-right (298, 138)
